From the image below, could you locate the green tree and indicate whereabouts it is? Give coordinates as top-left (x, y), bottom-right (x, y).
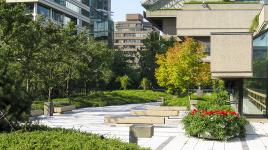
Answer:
top-left (155, 38), bottom-right (211, 94)
top-left (140, 77), bottom-right (150, 90)
top-left (0, 70), bottom-right (31, 131)
top-left (0, 1), bottom-right (35, 129)
top-left (139, 32), bottom-right (175, 87)
top-left (117, 75), bottom-right (131, 90)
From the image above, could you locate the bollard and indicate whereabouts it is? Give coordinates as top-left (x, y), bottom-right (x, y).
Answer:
top-left (44, 102), bottom-right (54, 116)
top-left (129, 124), bottom-right (154, 144)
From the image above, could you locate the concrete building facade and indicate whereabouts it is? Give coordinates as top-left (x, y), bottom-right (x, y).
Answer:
top-left (142, 0), bottom-right (268, 118)
top-left (6, 0), bottom-right (113, 45)
top-left (114, 14), bottom-right (156, 68)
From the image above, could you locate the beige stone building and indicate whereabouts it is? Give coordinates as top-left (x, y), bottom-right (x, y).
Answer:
top-left (142, 0), bottom-right (268, 118)
top-left (114, 14), bottom-right (156, 68)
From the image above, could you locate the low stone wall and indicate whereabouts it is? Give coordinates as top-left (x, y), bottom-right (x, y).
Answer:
top-left (148, 106), bottom-right (187, 111)
top-left (54, 105), bottom-right (76, 113)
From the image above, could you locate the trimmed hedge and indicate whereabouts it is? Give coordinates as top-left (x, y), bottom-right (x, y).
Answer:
top-left (0, 127), bottom-right (149, 150)
top-left (32, 90), bottom-right (189, 110)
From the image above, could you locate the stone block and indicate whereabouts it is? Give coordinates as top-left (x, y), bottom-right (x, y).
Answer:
top-left (104, 116), bottom-right (165, 124)
top-left (131, 110), bottom-right (179, 117)
top-left (31, 110), bottom-right (44, 117)
top-left (54, 105), bottom-right (76, 113)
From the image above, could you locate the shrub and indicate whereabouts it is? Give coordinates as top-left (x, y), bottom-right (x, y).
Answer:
top-left (0, 71), bottom-right (32, 131)
top-left (140, 77), bottom-right (150, 90)
top-left (249, 14), bottom-right (259, 32)
top-left (117, 75), bottom-right (131, 90)
top-left (182, 109), bottom-right (248, 140)
top-left (0, 126), bottom-right (149, 150)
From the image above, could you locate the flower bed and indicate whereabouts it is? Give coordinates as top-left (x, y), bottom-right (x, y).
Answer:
top-left (182, 109), bottom-right (248, 140)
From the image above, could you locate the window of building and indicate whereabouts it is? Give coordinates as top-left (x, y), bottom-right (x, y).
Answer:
top-left (81, 9), bottom-right (90, 18)
top-left (242, 31), bottom-right (268, 117)
top-left (52, 10), bottom-right (64, 25)
top-left (82, 0), bottom-right (90, 6)
top-left (66, 1), bottom-right (80, 13)
top-left (54, 0), bottom-right (66, 6)
top-left (37, 5), bottom-right (50, 19)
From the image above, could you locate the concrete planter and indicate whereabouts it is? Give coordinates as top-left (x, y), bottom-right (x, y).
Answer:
top-left (31, 110), bottom-right (44, 117)
top-left (44, 102), bottom-right (54, 116)
top-left (190, 100), bottom-right (199, 110)
top-left (54, 105), bottom-right (76, 113)
top-left (198, 132), bottom-right (233, 140)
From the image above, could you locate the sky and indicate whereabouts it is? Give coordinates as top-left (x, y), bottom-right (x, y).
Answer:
top-left (111, 0), bottom-right (145, 22)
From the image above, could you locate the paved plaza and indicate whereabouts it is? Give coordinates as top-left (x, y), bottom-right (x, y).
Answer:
top-left (36, 103), bottom-right (268, 150)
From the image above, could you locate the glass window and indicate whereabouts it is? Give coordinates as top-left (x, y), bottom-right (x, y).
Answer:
top-left (82, 21), bottom-right (91, 28)
top-left (81, 9), bottom-right (90, 18)
top-left (54, 0), bottom-right (66, 6)
top-left (82, 0), bottom-right (90, 6)
top-left (37, 5), bottom-right (50, 19)
top-left (66, 1), bottom-right (80, 13)
top-left (26, 3), bottom-right (34, 14)
top-left (52, 10), bottom-right (64, 25)
top-left (243, 31), bottom-right (268, 116)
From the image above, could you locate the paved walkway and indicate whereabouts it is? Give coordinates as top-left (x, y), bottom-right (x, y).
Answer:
top-left (35, 103), bottom-right (268, 150)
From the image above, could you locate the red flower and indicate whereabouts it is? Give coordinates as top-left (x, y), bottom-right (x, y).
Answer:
top-left (191, 109), bottom-right (198, 115)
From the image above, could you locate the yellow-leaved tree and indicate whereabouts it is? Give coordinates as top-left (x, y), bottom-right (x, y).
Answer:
top-left (155, 37), bottom-right (211, 94)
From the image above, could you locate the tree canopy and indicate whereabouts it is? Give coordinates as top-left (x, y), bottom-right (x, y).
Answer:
top-left (139, 32), bottom-right (176, 88)
top-left (155, 38), bottom-right (211, 94)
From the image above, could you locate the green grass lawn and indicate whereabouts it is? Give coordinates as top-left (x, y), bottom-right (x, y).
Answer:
top-left (0, 127), bottom-right (148, 150)
top-left (32, 90), bottom-right (189, 110)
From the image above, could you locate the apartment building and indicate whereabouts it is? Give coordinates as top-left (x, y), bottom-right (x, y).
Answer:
top-left (142, 0), bottom-right (268, 118)
top-left (6, 0), bottom-right (113, 45)
top-left (114, 14), bottom-right (156, 68)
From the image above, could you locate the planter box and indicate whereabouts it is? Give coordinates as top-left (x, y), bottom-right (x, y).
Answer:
top-left (31, 110), bottom-right (44, 117)
top-left (190, 100), bottom-right (199, 105)
top-left (198, 132), bottom-right (234, 140)
top-left (190, 100), bottom-right (199, 110)
top-left (54, 105), bottom-right (76, 113)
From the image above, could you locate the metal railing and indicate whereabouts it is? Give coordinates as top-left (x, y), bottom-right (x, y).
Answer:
top-left (141, 0), bottom-right (184, 10)
top-left (141, 0), bottom-right (161, 6)
top-left (247, 88), bottom-right (267, 112)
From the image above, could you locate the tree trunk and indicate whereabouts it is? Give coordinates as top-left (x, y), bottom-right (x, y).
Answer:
top-left (66, 79), bottom-right (69, 96)
top-left (48, 88), bottom-right (52, 102)
top-left (26, 79), bottom-right (29, 92)
top-left (84, 81), bottom-right (87, 95)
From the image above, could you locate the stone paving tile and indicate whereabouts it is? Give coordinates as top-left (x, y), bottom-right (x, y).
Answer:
top-left (36, 103), bottom-right (268, 150)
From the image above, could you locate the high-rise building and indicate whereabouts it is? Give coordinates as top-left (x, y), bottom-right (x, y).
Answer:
top-left (114, 14), bottom-right (156, 68)
top-left (6, 0), bottom-right (113, 45)
top-left (142, 0), bottom-right (268, 118)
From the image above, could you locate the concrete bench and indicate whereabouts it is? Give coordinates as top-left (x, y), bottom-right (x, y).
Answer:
top-left (148, 106), bottom-right (187, 111)
top-left (31, 110), bottom-right (44, 117)
top-left (129, 124), bottom-right (154, 144)
top-left (130, 110), bottom-right (179, 117)
top-left (104, 116), bottom-right (165, 124)
top-left (54, 105), bottom-right (76, 113)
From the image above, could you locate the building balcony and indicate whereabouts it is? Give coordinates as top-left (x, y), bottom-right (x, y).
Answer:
top-left (257, 4), bottom-right (268, 33)
top-left (144, 3), bottom-right (262, 36)
top-left (141, 0), bottom-right (184, 10)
